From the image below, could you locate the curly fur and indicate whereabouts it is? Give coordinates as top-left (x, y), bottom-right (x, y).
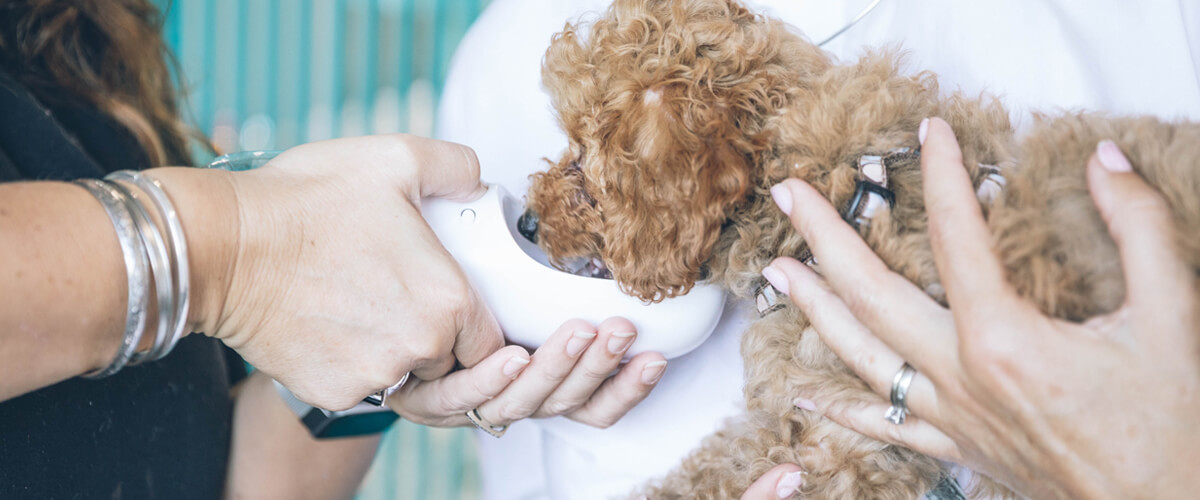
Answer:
top-left (525, 0), bottom-right (1200, 497)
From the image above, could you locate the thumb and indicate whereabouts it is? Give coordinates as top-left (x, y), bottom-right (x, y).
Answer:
top-left (1085, 139), bottom-right (1190, 311)
top-left (409, 137), bottom-right (487, 202)
top-left (740, 464), bottom-right (807, 500)
top-left (282, 134), bottom-right (487, 202)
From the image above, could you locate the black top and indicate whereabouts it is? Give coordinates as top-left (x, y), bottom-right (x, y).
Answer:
top-left (0, 69), bottom-right (247, 500)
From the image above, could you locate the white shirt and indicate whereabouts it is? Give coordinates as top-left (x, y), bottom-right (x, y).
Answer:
top-left (436, 2), bottom-right (1200, 499)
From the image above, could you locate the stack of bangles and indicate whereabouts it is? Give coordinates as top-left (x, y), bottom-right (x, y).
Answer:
top-left (74, 170), bottom-right (191, 378)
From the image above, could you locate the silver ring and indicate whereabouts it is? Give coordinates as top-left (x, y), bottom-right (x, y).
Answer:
top-left (884, 362), bottom-right (917, 425)
top-left (465, 407), bottom-right (508, 438)
top-left (363, 372), bottom-right (411, 407)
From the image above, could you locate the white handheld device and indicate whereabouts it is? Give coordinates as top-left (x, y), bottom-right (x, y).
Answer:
top-left (207, 152), bottom-right (727, 359)
top-left (421, 184), bottom-right (726, 359)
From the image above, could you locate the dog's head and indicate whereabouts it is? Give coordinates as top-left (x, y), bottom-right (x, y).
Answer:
top-left (523, 0), bottom-right (826, 301)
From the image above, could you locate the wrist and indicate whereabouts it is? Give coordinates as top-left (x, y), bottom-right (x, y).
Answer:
top-left (144, 167), bottom-right (241, 338)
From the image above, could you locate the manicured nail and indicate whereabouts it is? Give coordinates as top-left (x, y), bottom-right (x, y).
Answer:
top-left (918, 118), bottom-right (929, 145)
top-left (502, 356), bottom-right (530, 378)
top-left (1097, 140), bottom-right (1132, 172)
top-left (793, 397), bottom-right (817, 411)
top-left (776, 470), bottom-right (806, 498)
top-left (565, 331), bottom-right (596, 357)
top-left (641, 360), bottom-right (668, 384)
top-left (607, 331), bottom-right (636, 354)
top-left (770, 183), bottom-right (793, 215)
top-left (762, 265), bottom-right (790, 296)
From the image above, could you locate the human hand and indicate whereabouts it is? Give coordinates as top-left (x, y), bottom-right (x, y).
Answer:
top-left (761, 117), bottom-right (1200, 498)
top-left (737, 464), bottom-right (806, 500)
top-left (389, 317), bottom-right (667, 429)
top-left (152, 135), bottom-right (503, 411)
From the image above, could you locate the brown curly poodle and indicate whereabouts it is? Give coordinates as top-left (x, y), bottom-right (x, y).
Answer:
top-left (519, 0), bottom-right (1200, 497)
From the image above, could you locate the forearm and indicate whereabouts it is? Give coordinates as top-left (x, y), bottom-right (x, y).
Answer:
top-left (0, 181), bottom-right (128, 399)
top-left (225, 371), bottom-right (381, 500)
top-left (0, 168), bottom-right (237, 401)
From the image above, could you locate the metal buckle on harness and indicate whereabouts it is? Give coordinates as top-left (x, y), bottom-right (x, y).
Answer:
top-left (842, 148), bottom-right (912, 228)
top-left (755, 281), bottom-right (786, 317)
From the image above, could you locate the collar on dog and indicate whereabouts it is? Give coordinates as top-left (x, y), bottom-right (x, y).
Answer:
top-left (754, 148), bottom-right (1007, 318)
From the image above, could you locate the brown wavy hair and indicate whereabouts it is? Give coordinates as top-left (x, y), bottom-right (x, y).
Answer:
top-left (0, 0), bottom-right (202, 166)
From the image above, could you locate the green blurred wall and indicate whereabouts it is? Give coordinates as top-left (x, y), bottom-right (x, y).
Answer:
top-left (153, 0), bottom-right (490, 498)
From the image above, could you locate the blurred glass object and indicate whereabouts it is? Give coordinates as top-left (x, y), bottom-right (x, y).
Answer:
top-left (152, 0), bottom-right (492, 498)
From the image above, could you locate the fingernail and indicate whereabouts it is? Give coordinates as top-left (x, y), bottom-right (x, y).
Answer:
top-left (793, 397), bottom-right (817, 411)
top-left (1097, 140), bottom-right (1132, 172)
top-left (762, 265), bottom-right (790, 296)
top-left (502, 356), bottom-right (530, 378)
top-left (641, 360), bottom-right (668, 384)
top-left (565, 331), bottom-right (596, 357)
top-left (918, 118), bottom-right (930, 145)
top-left (776, 470), bottom-right (806, 498)
top-left (607, 331), bottom-right (636, 354)
top-left (770, 183), bottom-right (793, 215)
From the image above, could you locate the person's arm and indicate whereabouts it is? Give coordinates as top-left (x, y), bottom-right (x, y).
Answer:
top-left (1, 134), bottom-right (505, 409)
top-left (760, 118), bottom-right (1200, 498)
top-left (0, 169), bottom-right (237, 401)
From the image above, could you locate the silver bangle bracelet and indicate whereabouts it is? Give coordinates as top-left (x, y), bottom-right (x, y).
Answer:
top-left (107, 179), bottom-right (174, 364)
top-left (74, 179), bottom-right (151, 379)
top-left (114, 171), bottom-right (191, 359)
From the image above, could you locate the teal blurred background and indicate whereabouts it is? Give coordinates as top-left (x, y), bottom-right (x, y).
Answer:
top-left (153, 0), bottom-right (487, 152)
top-left (149, 0), bottom-right (491, 498)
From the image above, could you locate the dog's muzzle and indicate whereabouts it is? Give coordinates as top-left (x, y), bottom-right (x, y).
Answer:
top-left (517, 209), bottom-right (539, 243)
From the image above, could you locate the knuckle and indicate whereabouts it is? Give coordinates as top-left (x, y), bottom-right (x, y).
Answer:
top-left (465, 374), bottom-right (494, 401)
top-left (958, 333), bottom-right (1025, 396)
top-left (841, 286), bottom-right (883, 320)
top-left (847, 351), bottom-right (878, 380)
top-left (937, 377), bottom-right (971, 405)
top-left (580, 362), bottom-right (615, 380)
top-left (407, 339), bottom-right (443, 363)
top-left (495, 399), bottom-right (538, 422)
top-left (459, 146), bottom-right (482, 179)
top-left (365, 365), bottom-right (400, 391)
top-left (959, 322), bottom-right (1010, 365)
top-left (439, 275), bottom-right (476, 317)
top-left (538, 365), bottom-right (572, 385)
top-left (541, 398), bottom-right (581, 417)
top-left (587, 415), bottom-right (617, 429)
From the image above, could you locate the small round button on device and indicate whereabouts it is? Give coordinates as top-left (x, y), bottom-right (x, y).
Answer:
top-left (459, 208), bottom-right (477, 223)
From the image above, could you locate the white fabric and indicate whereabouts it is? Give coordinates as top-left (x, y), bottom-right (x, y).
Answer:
top-left (436, 1), bottom-right (1200, 499)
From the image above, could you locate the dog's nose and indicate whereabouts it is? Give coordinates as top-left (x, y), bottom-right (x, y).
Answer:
top-left (517, 209), bottom-right (539, 243)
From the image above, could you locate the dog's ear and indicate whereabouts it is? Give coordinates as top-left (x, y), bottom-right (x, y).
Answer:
top-left (542, 23), bottom-right (598, 146)
top-left (597, 83), bottom-right (762, 302)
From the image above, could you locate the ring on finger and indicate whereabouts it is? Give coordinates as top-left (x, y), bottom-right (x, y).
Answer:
top-left (466, 407), bottom-right (508, 438)
top-left (884, 362), bottom-right (917, 425)
top-left (364, 372), bottom-right (411, 407)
